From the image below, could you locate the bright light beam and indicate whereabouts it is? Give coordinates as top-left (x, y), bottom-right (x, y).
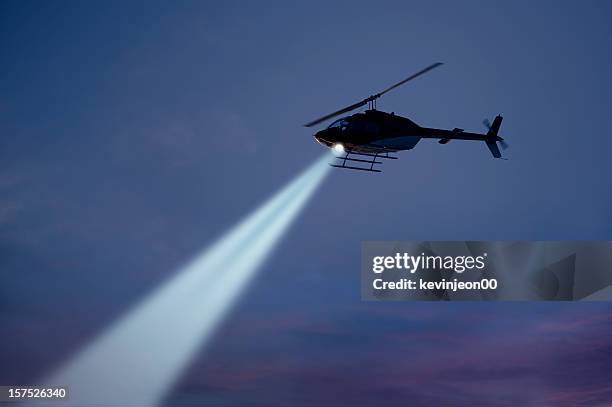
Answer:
top-left (34, 154), bottom-right (332, 407)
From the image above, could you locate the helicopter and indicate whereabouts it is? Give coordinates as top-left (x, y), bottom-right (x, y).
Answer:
top-left (305, 63), bottom-right (506, 172)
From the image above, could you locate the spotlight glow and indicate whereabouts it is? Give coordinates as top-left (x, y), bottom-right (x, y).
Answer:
top-left (36, 154), bottom-right (332, 407)
top-left (333, 143), bottom-right (344, 154)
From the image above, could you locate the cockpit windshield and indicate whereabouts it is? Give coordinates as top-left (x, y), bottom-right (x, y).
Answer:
top-left (328, 118), bottom-right (350, 130)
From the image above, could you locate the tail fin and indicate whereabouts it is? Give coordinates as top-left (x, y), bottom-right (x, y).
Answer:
top-left (486, 115), bottom-right (503, 138)
top-left (485, 140), bottom-right (502, 158)
top-left (484, 115), bottom-right (503, 158)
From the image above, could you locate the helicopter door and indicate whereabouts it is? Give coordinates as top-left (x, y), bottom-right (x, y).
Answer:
top-left (364, 122), bottom-right (380, 138)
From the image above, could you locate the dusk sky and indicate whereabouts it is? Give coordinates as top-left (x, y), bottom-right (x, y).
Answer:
top-left (2, 1), bottom-right (612, 406)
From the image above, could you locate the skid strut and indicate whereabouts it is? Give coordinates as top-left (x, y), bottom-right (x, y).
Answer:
top-left (330, 148), bottom-right (397, 173)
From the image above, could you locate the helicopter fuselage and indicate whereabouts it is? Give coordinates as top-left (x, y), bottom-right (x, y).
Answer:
top-left (314, 109), bottom-right (501, 154)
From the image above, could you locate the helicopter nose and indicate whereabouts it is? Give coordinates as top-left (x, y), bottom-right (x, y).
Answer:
top-left (314, 130), bottom-right (332, 147)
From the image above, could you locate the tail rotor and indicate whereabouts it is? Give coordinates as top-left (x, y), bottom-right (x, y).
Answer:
top-left (481, 115), bottom-right (507, 158)
top-left (483, 116), bottom-right (508, 150)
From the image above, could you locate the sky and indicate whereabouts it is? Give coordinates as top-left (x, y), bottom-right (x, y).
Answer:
top-left (1, 1), bottom-right (612, 405)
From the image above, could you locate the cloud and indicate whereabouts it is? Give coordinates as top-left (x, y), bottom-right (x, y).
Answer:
top-left (166, 304), bottom-right (612, 406)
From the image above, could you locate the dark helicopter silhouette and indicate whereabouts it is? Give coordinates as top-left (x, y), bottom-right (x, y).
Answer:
top-left (305, 63), bottom-right (506, 172)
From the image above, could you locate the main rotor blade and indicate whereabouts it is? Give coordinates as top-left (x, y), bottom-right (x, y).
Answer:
top-left (377, 62), bottom-right (443, 97)
top-left (304, 62), bottom-right (443, 128)
top-left (304, 98), bottom-right (370, 127)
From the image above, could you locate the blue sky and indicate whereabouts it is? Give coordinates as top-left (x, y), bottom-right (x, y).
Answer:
top-left (1, 1), bottom-right (612, 405)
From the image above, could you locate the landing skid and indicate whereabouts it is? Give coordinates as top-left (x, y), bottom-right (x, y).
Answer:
top-left (331, 149), bottom-right (397, 173)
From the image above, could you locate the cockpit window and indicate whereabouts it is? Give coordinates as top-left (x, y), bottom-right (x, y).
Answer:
top-left (328, 119), bottom-right (341, 128)
top-left (328, 119), bottom-right (350, 129)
